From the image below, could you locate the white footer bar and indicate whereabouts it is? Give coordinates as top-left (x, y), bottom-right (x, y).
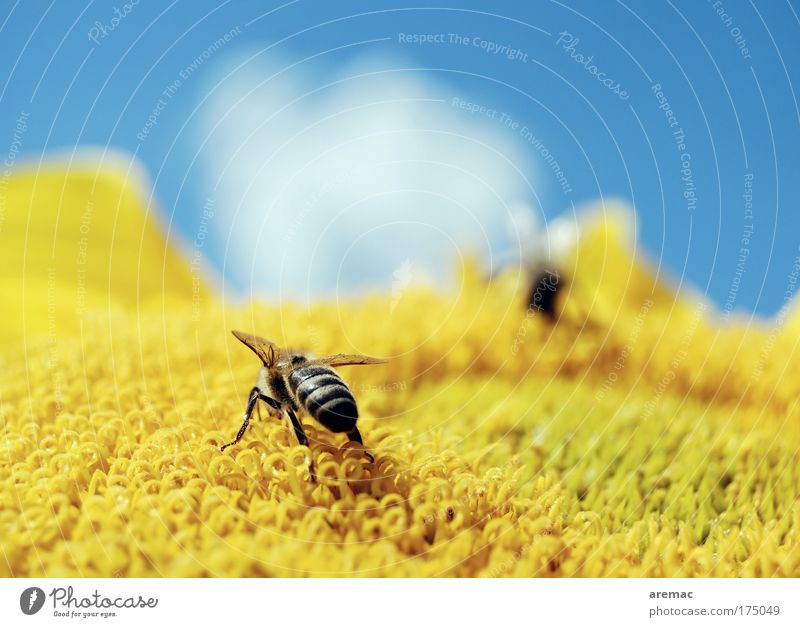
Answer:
top-left (1, 578), bottom-right (797, 626)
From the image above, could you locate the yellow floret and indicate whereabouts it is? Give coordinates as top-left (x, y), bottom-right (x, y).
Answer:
top-left (0, 162), bottom-right (798, 577)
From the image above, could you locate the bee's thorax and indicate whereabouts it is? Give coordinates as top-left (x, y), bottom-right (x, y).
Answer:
top-left (256, 367), bottom-right (296, 410)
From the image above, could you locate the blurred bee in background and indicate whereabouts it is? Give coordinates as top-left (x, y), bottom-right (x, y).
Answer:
top-left (527, 267), bottom-right (562, 320)
top-left (222, 330), bottom-right (386, 481)
top-left (503, 207), bottom-right (578, 319)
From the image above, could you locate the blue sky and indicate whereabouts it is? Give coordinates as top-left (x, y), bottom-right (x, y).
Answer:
top-left (2, 1), bottom-right (799, 315)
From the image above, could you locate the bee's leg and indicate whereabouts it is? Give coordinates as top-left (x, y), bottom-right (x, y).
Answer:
top-left (257, 393), bottom-right (283, 420)
top-left (221, 387), bottom-right (260, 452)
top-left (346, 427), bottom-right (375, 463)
top-left (285, 408), bottom-right (309, 446)
top-left (285, 407), bottom-right (316, 482)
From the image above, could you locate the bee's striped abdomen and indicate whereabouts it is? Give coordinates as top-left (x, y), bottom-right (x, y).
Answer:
top-left (288, 365), bottom-right (358, 433)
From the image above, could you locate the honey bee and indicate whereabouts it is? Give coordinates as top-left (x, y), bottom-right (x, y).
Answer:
top-left (221, 330), bottom-right (386, 480)
top-left (527, 267), bottom-right (562, 319)
top-left (505, 207), bottom-right (575, 319)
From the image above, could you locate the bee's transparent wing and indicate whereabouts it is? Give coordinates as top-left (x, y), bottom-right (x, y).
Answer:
top-left (231, 330), bottom-right (277, 366)
top-left (314, 354), bottom-right (387, 367)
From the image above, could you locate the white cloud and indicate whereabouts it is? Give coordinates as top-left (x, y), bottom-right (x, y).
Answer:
top-left (199, 51), bottom-right (538, 301)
